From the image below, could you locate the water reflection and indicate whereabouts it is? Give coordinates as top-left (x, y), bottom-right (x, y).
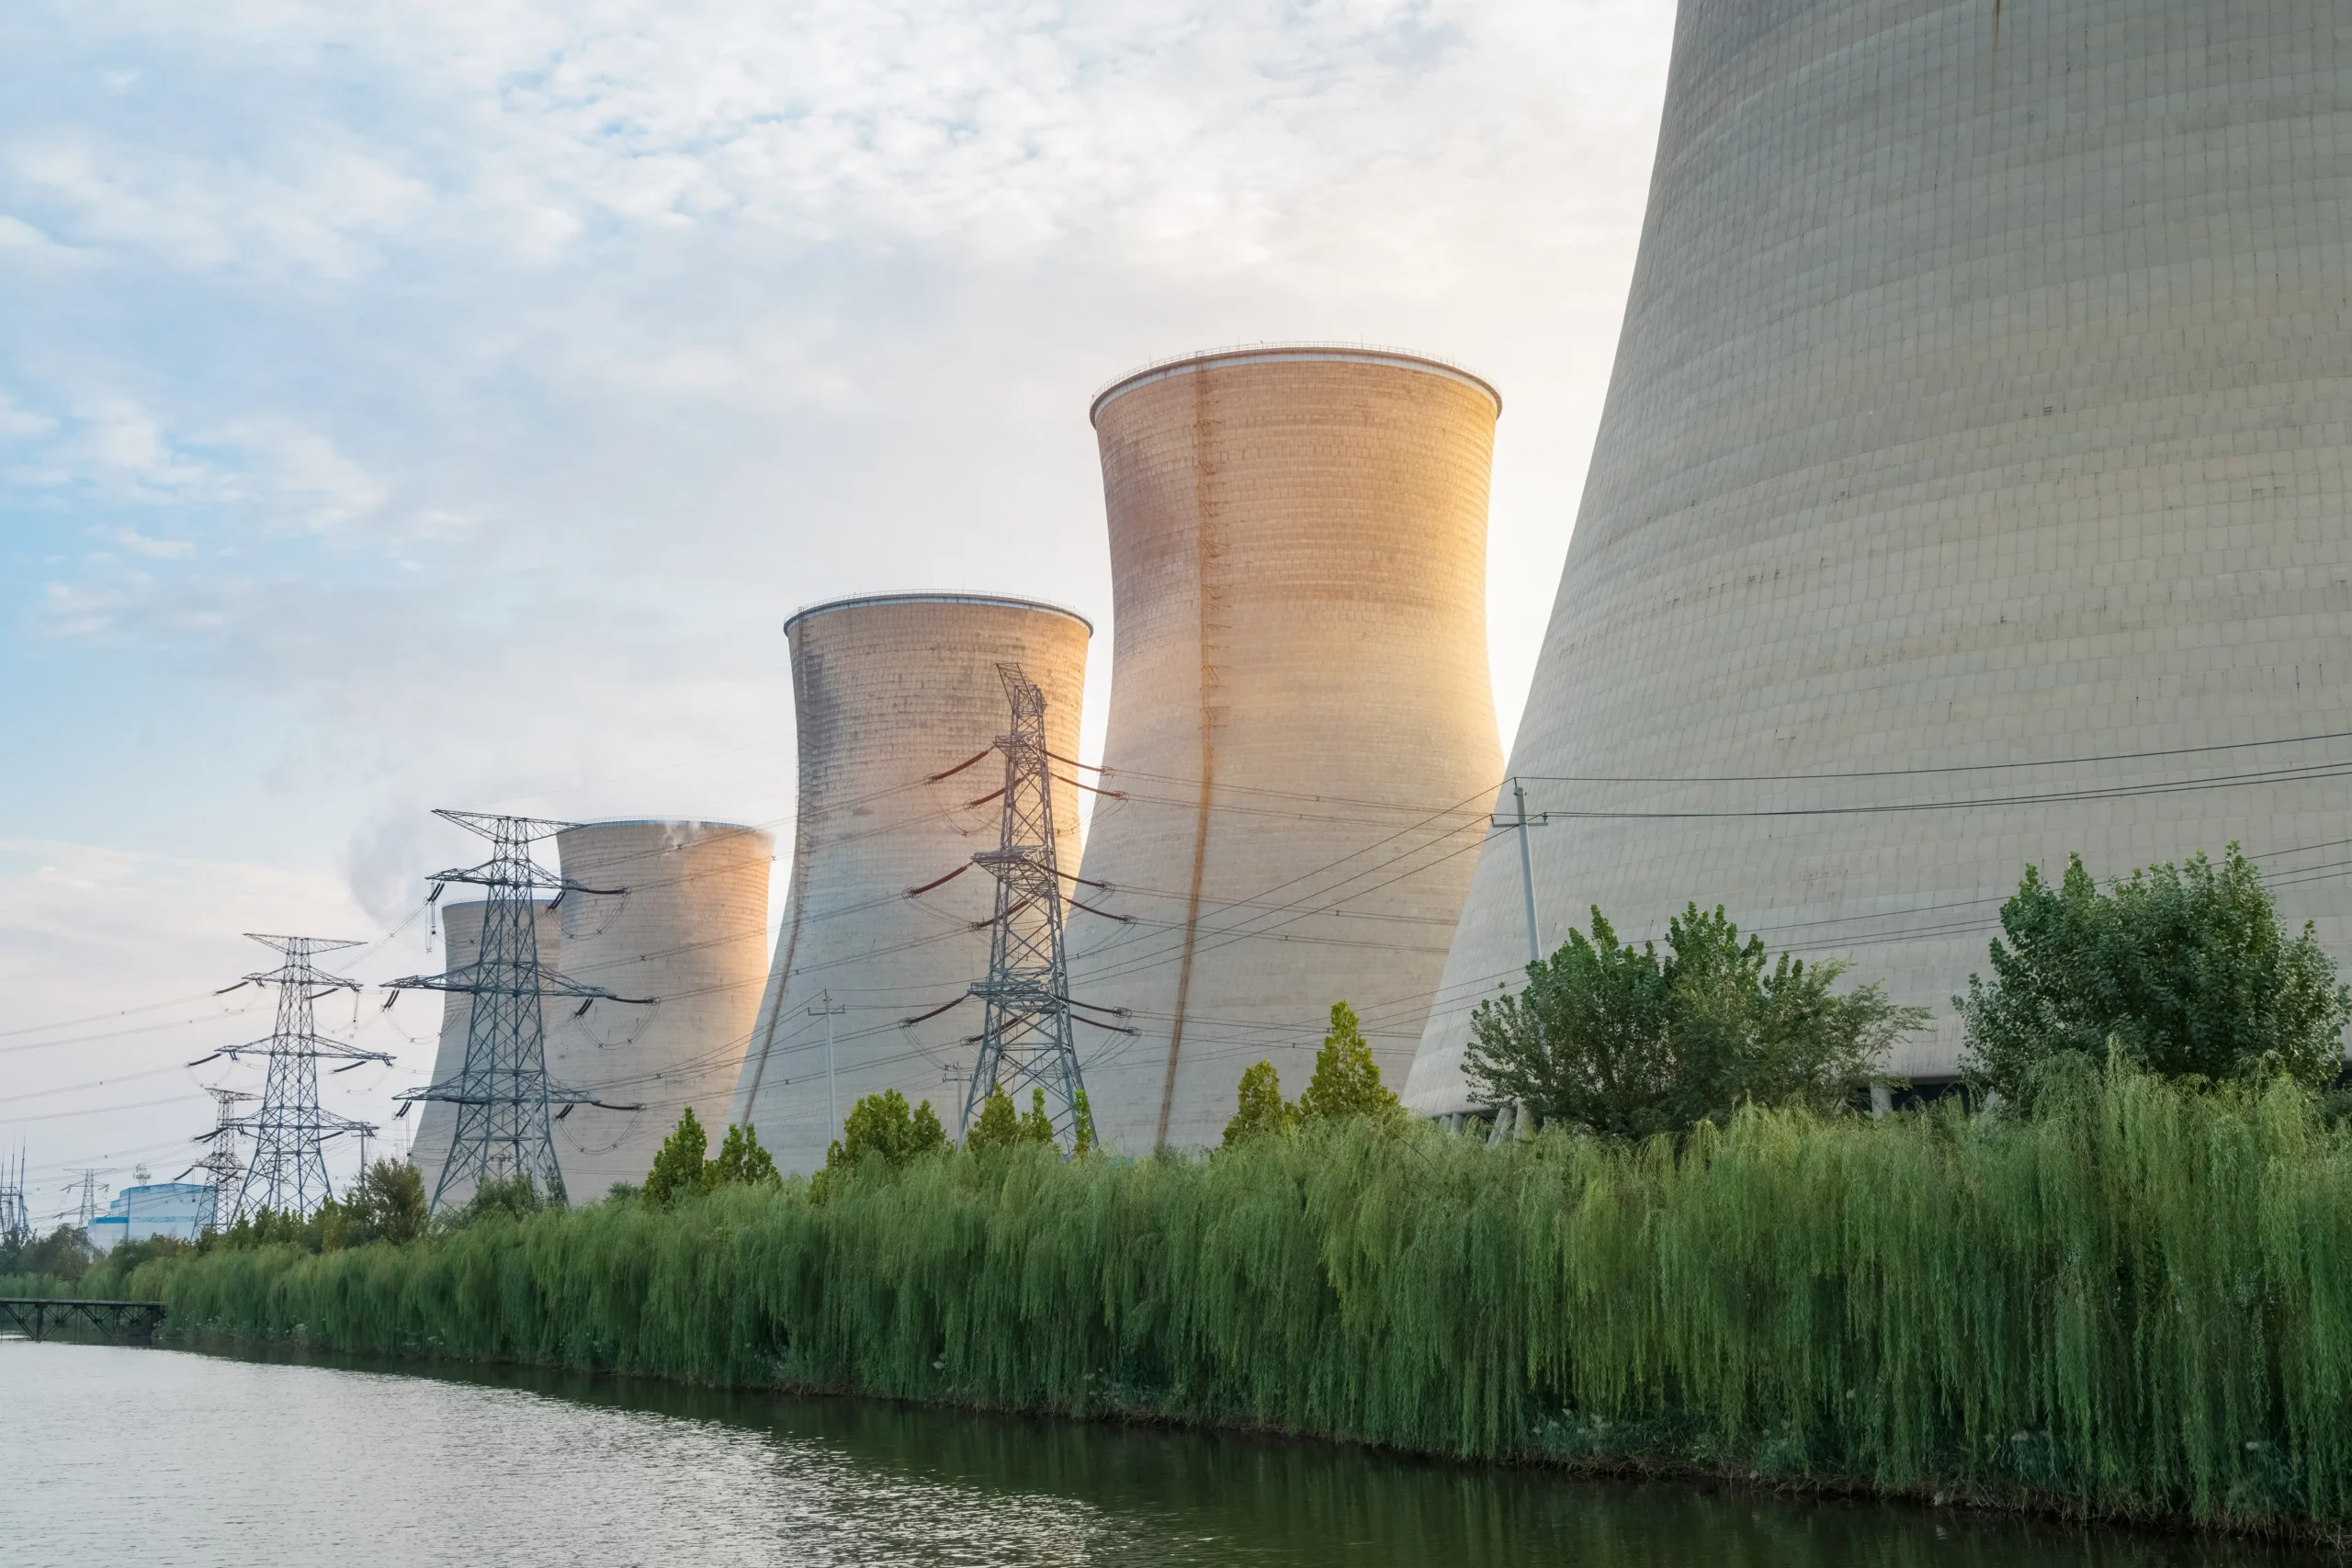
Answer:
top-left (0, 1340), bottom-right (2322, 1568)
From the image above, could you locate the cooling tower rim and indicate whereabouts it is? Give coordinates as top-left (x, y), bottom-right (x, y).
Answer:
top-left (1089, 342), bottom-right (1501, 426)
top-left (555, 818), bottom-right (769, 837)
top-left (783, 591), bottom-right (1094, 637)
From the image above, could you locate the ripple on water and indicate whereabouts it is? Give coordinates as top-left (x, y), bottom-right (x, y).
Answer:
top-left (0, 1341), bottom-right (2324, 1568)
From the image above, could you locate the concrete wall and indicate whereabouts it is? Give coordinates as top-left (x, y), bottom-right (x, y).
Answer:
top-left (548, 819), bottom-right (774, 1196)
top-left (1409, 0), bottom-right (2352, 1111)
top-left (1069, 348), bottom-right (1504, 1153)
top-left (408, 898), bottom-right (560, 1207)
top-left (730, 592), bottom-right (1091, 1175)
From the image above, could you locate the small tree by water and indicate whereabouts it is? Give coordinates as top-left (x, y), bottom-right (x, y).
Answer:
top-left (1959, 845), bottom-right (2351, 1111)
top-left (1464, 904), bottom-right (1923, 1140)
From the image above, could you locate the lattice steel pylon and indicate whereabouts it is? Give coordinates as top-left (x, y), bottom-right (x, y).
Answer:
top-left (196, 936), bottom-right (390, 1225)
top-left (388, 810), bottom-right (647, 1214)
top-left (179, 1087), bottom-right (255, 1232)
top-left (1, 1146), bottom-right (32, 1248)
top-left (961, 665), bottom-right (1091, 1141)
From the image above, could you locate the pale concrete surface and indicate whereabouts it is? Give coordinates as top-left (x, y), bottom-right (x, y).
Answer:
top-left (730, 593), bottom-right (1091, 1175)
top-left (547, 820), bottom-right (774, 1196)
top-left (1069, 348), bottom-right (1505, 1153)
top-left (1409, 0), bottom-right (2352, 1113)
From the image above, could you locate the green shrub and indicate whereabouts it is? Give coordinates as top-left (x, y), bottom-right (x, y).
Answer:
top-left (1960, 846), bottom-right (2350, 1110)
top-left (1464, 904), bottom-right (1923, 1138)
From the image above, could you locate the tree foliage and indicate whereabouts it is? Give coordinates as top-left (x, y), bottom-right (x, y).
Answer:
top-left (964, 1088), bottom-right (1058, 1157)
top-left (1222, 1061), bottom-right (1297, 1146)
top-left (1959, 846), bottom-right (2351, 1111)
top-left (1464, 904), bottom-right (1923, 1140)
top-left (643, 1107), bottom-right (715, 1206)
top-left (712, 1122), bottom-right (782, 1189)
top-left (1297, 1002), bottom-right (1402, 1123)
top-left (1222, 1002), bottom-right (1403, 1146)
top-left (645, 1108), bottom-right (784, 1205)
top-left (337, 1159), bottom-right (428, 1246)
top-left (824, 1089), bottom-right (949, 1181)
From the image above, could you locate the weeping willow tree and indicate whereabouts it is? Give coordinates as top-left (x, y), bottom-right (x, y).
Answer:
top-left (138, 1066), bottom-right (2352, 1535)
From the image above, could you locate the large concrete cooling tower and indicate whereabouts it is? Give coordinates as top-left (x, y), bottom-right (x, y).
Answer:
top-left (407, 898), bottom-right (559, 1205)
top-left (546, 819), bottom-right (775, 1196)
top-left (1068, 346), bottom-right (1505, 1154)
top-left (729, 592), bottom-right (1091, 1175)
top-left (1408, 0), bottom-right (2352, 1113)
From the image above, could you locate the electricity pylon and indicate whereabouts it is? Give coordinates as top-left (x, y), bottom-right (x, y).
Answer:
top-left (192, 936), bottom-right (390, 1224)
top-left (62, 1168), bottom-right (114, 1228)
top-left (1, 1147), bottom-right (33, 1247)
top-left (961, 665), bottom-right (1091, 1141)
top-left (179, 1086), bottom-right (255, 1231)
top-left (387, 810), bottom-right (648, 1215)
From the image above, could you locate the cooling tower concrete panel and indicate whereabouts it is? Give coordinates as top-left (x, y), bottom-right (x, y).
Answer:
top-left (408, 899), bottom-right (560, 1206)
top-left (1069, 347), bottom-right (1505, 1154)
top-left (1408, 0), bottom-right (2352, 1113)
top-left (548, 819), bottom-right (775, 1197)
top-left (730, 592), bottom-right (1091, 1175)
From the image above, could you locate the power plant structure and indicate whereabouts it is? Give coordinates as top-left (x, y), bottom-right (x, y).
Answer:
top-left (1407, 0), bottom-right (2352, 1113)
top-left (405, 897), bottom-right (561, 1208)
top-left (729, 592), bottom-right (1092, 1176)
top-left (1067, 346), bottom-right (1505, 1153)
top-left (545, 819), bottom-right (774, 1195)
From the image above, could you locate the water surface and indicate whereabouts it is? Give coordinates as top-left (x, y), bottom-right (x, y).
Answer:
top-left (0, 1339), bottom-right (2324, 1567)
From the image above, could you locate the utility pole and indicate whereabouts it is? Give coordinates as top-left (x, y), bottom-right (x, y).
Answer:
top-left (1496, 777), bottom-right (1553, 964)
top-left (808, 992), bottom-right (846, 1145)
top-left (193, 935), bottom-right (391, 1224)
top-left (962, 664), bottom-right (1094, 1143)
top-left (181, 1087), bottom-right (254, 1232)
top-left (386, 810), bottom-right (649, 1215)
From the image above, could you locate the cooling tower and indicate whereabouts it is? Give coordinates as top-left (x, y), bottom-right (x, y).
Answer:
top-left (1067, 347), bottom-right (1505, 1153)
top-left (546, 819), bottom-right (775, 1196)
top-left (1408, 0), bottom-right (2352, 1113)
top-left (407, 898), bottom-right (560, 1205)
top-left (729, 592), bottom-right (1091, 1175)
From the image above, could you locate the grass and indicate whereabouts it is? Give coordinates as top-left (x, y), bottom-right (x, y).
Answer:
top-left (68, 1067), bottom-right (2352, 1537)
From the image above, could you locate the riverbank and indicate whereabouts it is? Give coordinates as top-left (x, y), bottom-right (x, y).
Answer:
top-left (52, 1070), bottom-right (2352, 1542)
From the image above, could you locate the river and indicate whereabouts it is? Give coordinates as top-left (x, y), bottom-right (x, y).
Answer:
top-left (0, 1339), bottom-right (2326, 1567)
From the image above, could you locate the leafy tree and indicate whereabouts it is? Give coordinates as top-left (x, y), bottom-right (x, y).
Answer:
top-left (962, 1087), bottom-right (1057, 1156)
top-left (712, 1122), bottom-right (782, 1188)
top-left (446, 1169), bottom-right (548, 1229)
top-left (1959, 846), bottom-right (2351, 1111)
top-left (1464, 904), bottom-right (1923, 1141)
top-left (643, 1107), bottom-right (715, 1206)
top-left (1070, 1089), bottom-right (1097, 1158)
top-left (1297, 1002), bottom-right (1403, 1123)
top-left (1222, 1060), bottom-right (1297, 1146)
top-left (2, 1223), bottom-right (96, 1279)
top-left (340, 1159), bottom-right (428, 1246)
top-left (826, 1089), bottom-right (949, 1175)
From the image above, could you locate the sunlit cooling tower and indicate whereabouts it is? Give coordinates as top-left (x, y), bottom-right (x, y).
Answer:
top-left (1408, 0), bottom-right (2352, 1114)
top-left (1067, 347), bottom-right (1505, 1153)
top-left (546, 819), bottom-right (775, 1197)
top-left (729, 593), bottom-right (1091, 1175)
top-left (407, 898), bottom-right (560, 1206)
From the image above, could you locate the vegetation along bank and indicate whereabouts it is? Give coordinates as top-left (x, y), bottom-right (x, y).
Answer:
top-left (15, 848), bottom-right (2352, 1541)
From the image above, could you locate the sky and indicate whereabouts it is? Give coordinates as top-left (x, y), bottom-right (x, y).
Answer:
top-left (0, 0), bottom-right (1676, 1220)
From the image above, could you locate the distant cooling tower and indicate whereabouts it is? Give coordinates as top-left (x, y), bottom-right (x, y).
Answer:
top-left (729, 592), bottom-right (1091, 1175)
top-left (407, 898), bottom-right (559, 1206)
top-left (547, 819), bottom-right (775, 1196)
top-left (1408, 0), bottom-right (2352, 1113)
top-left (1068, 347), bottom-right (1505, 1153)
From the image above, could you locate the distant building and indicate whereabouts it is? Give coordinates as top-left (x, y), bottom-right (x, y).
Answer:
top-left (83, 1182), bottom-right (217, 1251)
